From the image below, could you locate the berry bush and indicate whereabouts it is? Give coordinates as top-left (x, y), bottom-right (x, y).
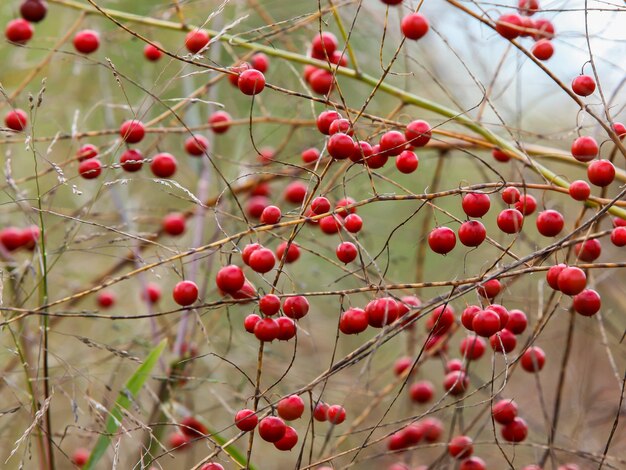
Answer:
top-left (1, 1), bottom-right (625, 469)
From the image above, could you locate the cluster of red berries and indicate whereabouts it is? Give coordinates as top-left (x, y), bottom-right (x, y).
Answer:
top-left (0, 225), bottom-right (40, 252)
top-left (495, 0), bottom-right (556, 61)
top-left (233, 397), bottom-right (345, 454)
top-left (387, 417), bottom-right (444, 452)
top-left (492, 399), bottom-right (529, 443)
top-left (303, 32), bottom-right (346, 95)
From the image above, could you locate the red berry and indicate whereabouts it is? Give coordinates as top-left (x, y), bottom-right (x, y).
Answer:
top-left (496, 14), bottom-right (524, 39)
top-left (73, 29), bottom-right (99, 53)
top-left (587, 159), bottom-right (615, 187)
top-left (97, 291), bottom-right (116, 309)
top-left (428, 226), bottom-right (456, 254)
top-left (244, 314), bottom-right (261, 333)
top-left (366, 297), bottom-right (399, 327)
top-left (301, 147), bottom-right (320, 163)
top-left (311, 32), bottom-right (338, 58)
top-left (546, 263), bottom-right (567, 290)
top-left (536, 210), bottom-right (564, 237)
top-left (395, 150), bottom-right (419, 173)
top-left (71, 448), bottom-right (89, 467)
top-left (120, 149), bottom-right (144, 172)
top-left (311, 196), bottom-right (331, 215)
top-left (319, 215), bottom-right (341, 234)
top-left (458, 220), bottom-right (487, 247)
top-left (258, 416), bottom-right (286, 442)
top-left (571, 136), bottom-right (598, 162)
top-left (343, 213), bottom-right (363, 233)
top-left (79, 158), bottom-right (102, 179)
top-left (216, 265), bottom-right (245, 293)
top-left (401, 13), bottom-right (429, 40)
top-left (575, 240), bottom-right (601, 263)
top-left (339, 307), bottom-right (368, 334)
top-left (277, 395), bottom-right (305, 421)
top-left (572, 75), bottom-right (596, 97)
top-left (251, 53), bottom-right (269, 73)
top-left (501, 417), bottom-right (528, 442)
top-left (0, 227), bottom-right (23, 251)
top-left (168, 432), bottom-right (190, 450)
top-left (274, 426), bottom-right (298, 451)
top-left (144, 43), bottom-right (162, 61)
top-left (448, 435), bottom-right (473, 459)
top-left (490, 329), bottom-right (517, 353)
top-left (492, 147), bottom-right (510, 162)
top-left (502, 187), bottom-right (520, 204)
top-left (283, 296), bottom-right (309, 319)
top-left (611, 226), bottom-right (626, 246)
top-left (200, 464), bottom-right (224, 470)
top-left (284, 182), bottom-right (307, 204)
top-left (228, 62), bottom-right (251, 87)
top-left (241, 243), bottom-right (261, 265)
top-left (238, 69), bottom-right (266, 95)
top-left (521, 346), bottom-right (546, 372)
top-left (477, 279), bottom-right (502, 299)
top-left (254, 317), bottom-right (279, 342)
top-left (515, 194), bottom-right (537, 215)
top-left (246, 196), bottom-right (269, 219)
top-left (532, 39), bottom-right (554, 60)
top-left (259, 294), bottom-right (281, 316)
top-left (461, 305), bottom-right (481, 331)
top-left (427, 305), bottom-right (455, 335)
top-left (573, 289), bottom-right (601, 316)
top-left (460, 457), bottom-right (486, 470)
top-left (462, 192), bottom-right (491, 218)
top-left (421, 417), bottom-right (444, 442)
top-left (405, 120), bottom-right (432, 147)
top-left (185, 29), bottom-right (210, 53)
top-left (472, 309), bottom-right (501, 337)
top-left (151, 153), bottom-right (177, 178)
top-left (185, 135), bottom-right (209, 156)
top-left (533, 18), bottom-right (555, 40)
top-left (313, 402), bottom-right (329, 421)
top-left (379, 131), bottom-right (407, 157)
top-left (5, 108), bottom-right (28, 131)
top-left (518, 0), bottom-right (540, 15)
top-left (5, 18), bottom-right (33, 44)
top-left (77, 144), bottom-right (98, 161)
top-left (393, 356), bottom-right (413, 376)
top-left (248, 247), bottom-right (275, 273)
top-left (276, 241), bottom-right (300, 263)
top-left (492, 399), bottom-right (518, 424)
top-left (20, 1), bottom-right (48, 23)
top-left (328, 118), bottom-right (352, 135)
top-left (276, 317), bottom-right (296, 341)
top-left (119, 120), bottom-right (145, 143)
top-left (260, 205), bottom-right (281, 224)
top-left (410, 381), bottom-right (434, 403)
top-left (497, 209), bottom-right (524, 234)
top-left (316, 110), bottom-right (342, 135)
top-left (143, 283), bottom-right (161, 304)
top-left (328, 133), bottom-right (355, 160)
top-left (569, 180), bottom-right (590, 201)
top-left (557, 266), bottom-right (586, 295)
top-left (460, 335), bottom-right (486, 360)
top-left (505, 309), bottom-right (528, 334)
top-left (448, 358), bottom-right (466, 372)
top-left (327, 405), bottom-right (346, 424)
top-left (336, 241), bottom-right (358, 263)
top-left (173, 280), bottom-right (198, 306)
top-left (208, 111), bottom-right (231, 134)
top-left (179, 416), bottom-right (208, 438)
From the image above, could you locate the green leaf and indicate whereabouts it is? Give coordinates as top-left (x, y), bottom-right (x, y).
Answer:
top-left (84, 339), bottom-right (167, 470)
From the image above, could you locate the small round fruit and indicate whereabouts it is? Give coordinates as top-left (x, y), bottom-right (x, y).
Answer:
top-left (401, 13), bottom-right (429, 40)
top-left (311, 196), bottom-right (331, 215)
top-left (536, 210), bottom-right (564, 237)
top-left (97, 291), bottom-right (116, 309)
top-left (173, 280), bottom-right (198, 306)
top-left (405, 120), bottom-right (431, 147)
top-left (5, 19), bottom-right (34, 44)
top-left (395, 150), bottom-right (419, 174)
top-left (179, 416), bottom-right (208, 438)
top-left (244, 314), bottom-right (261, 333)
top-left (569, 180), bottom-right (590, 201)
top-left (162, 212), bottom-right (185, 236)
top-left (515, 194), bottom-right (537, 215)
top-left (572, 75), bottom-right (596, 97)
top-left (557, 266), bottom-right (586, 295)
top-left (208, 111), bottom-right (231, 134)
top-left (73, 29), bottom-right (100, 53)
top-left (575, 238), bottom-right (601, 262)
top-left (251, 52), bottom-right (269, 73)
top-left (490, 329), bottom-right (517, 353)
top-left (313, 402), bottom-right (329, 421)
top-left (20, 1), bottom-right (48, 23)
top-left (327, 405), bottom-right (346, 424)
top-left (311, 32), bottom-right (338, 58)
top-left (460, 335), bottom-right (486, 360)
top-left (301, 147), bottom-right (320, 163)
top-left (258, 416), bottom-right (286, 443)
top-left (462, 192), bottom-right (490, 218)
top-left (274, 426), bottom-right (298, 451)
top-left (277, 395), bottom-right (305, 421)
top-left (79, 158), bottom-right (102, 179)
top-left (238, 69), bottom-right (266, 95)
top-left (71, 448), bottom-right (89, 467)
top-left (427, 305), bottom-right (455, 335)
top-left (200, 463), bottom-right (224, 470)
top-left (505, 309), bottom-right (528, 334)
top-left (492, 147), bottom-right (510, 162)
top-left (573, 289), bottom-right (601, 316)
top-left (260, 205), bottom-right (281, 224)
top-left (336, 241), bottom-right (358, 263)
top-left (276, 317), bottom-right (296, 341)
top-left (587, 159), bottom-right (615, 187)
top-left (521, 346), bottom-right (546, 372)
top-left (611, 226), bottom-right (626, 246)
top-left (119, 119), bottom-right (145, 143)
top-left (144, 43), bottom-right (162, 61)
top-left (497, 209), bottom-right (524, 234)
top-left (283, 295), bottom-right (309, 320)
top-left (501, 417), bottom-right (528, 442)
top-left (254, 317), bottom-right (279, 342)
top-left (477, 279), bottom-right (502, 299)
top-left (339, 307), bottom-right (368, 334)
top-left (259, 294), bottom-right (281, 316)
top-left (120, 149), bottom-right (143, 172)
top-left (248, 248), bottom-right (275, 273)
top-left (316, 110), bottom-right (342, 135)
top-left (461, 305), bottom-right (481, 331)
top-left (428, 227), bottom-right (456, 254)
top-left (448, 435), bottom-right (473, 459)
top-left (185, 29), bottom-right (210, 53)
top-left (366, 297), bottom-right (399, 327)
top-left (532, 39), bottom-right (554, 60)
top-left (276, 241), bottom-right (300, 263)
top-left (5, 109), bottom-right (28, 131)
top-left (472, 309), bottom-right (501, 337)
top-left (458, 220), bottom-right (487, 247)
top-left (328, 133), bottom-right (355, 160)
top-left (492, 399), bottom-right (518, 424)
top-left (546, 263), bottom-right (566, 290)
top-left (151, 153), bottom-right (177, 178)
top-left (143, 283), bottom-right (161, 304)
top-left (571, 136), bottom-right (598, 162)
top-left (502, 187), bottom-right (520, 204)
top-left (185, 135), bottom-right (209, 156)
top-left (410, 380), bottom-right (434, 403)
top-left (496, 14), bottom-right (524, 39)
top-left (216, 265), bottom-right (245, 293)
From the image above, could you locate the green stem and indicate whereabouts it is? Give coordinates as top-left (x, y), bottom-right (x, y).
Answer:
top-left (47, 0), bottom-right (626, 220)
